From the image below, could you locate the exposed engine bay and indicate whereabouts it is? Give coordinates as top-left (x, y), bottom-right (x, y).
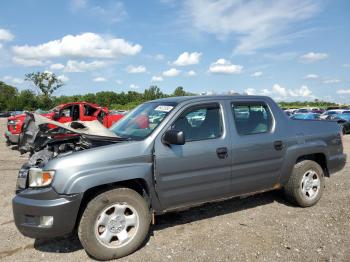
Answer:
top-left (20, 113), bottom-right (126, 168)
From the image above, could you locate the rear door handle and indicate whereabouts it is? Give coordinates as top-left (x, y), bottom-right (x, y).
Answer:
top-left (216, 147), bottom-right (228, 159)
top-left (274, 140), bottom-right (284, 151)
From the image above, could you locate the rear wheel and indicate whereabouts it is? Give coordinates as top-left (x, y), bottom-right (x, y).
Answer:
top-left (284, 160), bottom-right (325, 207)
top-left (78, 187), bottom-right (150, 260)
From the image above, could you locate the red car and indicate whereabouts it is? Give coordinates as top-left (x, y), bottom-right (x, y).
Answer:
top-left (5, 102), bottom-right (124, 145)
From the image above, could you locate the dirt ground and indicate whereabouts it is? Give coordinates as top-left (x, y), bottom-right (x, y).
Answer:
top-left (0, 118), bottom-right (349, 262)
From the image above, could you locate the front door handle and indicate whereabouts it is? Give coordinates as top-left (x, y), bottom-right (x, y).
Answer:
top-left (216, 147), bottom-right (228, 159)
top-left (274, 140), bottom-right (284, 151)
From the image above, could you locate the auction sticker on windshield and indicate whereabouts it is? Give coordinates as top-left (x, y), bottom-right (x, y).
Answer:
top-left (155, 105), bottom-right (174, 112)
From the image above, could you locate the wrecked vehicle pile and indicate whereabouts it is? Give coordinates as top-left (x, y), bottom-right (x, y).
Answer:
top-left (19, 113), bottom-right (126, 169)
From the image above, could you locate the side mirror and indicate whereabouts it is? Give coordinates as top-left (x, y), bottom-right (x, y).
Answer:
top-left (162, 130), bottom-right (185, 145)
top-left (53, 111), bottom-right (60, 120)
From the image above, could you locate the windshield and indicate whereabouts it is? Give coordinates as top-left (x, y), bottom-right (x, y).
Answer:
top-left (110, 102), bottom-right (177, 140)
top-left (49, 106), bottom-right (60, 113)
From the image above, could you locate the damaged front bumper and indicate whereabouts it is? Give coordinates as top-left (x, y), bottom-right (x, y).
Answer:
top-left (4, 130), bottom-right (19, 144)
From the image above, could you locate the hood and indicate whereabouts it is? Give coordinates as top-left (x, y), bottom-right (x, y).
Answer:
top-left (31, 113), bottom-right (117, 137)
top-left (18, 113), bottom-right (122, 154)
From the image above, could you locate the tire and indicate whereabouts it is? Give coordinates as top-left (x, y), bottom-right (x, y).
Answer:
top-left (284, 160), bottom-right (325, 207)
top-left (78, 187), bottom-right (151, 260)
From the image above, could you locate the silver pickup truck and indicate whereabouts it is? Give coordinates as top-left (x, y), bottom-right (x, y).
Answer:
top-left (12, 95), bottom-right (346, 260)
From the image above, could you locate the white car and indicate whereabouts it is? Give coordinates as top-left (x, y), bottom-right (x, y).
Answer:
top-left (320, 109), bottom-right (350, 119)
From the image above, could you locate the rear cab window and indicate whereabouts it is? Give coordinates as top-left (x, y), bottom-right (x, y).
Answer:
top-left (231, 102), bottom-right (273, 135)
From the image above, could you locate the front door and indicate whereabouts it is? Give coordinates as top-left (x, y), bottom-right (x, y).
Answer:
top-left (154, 102), bottom-right (232, 210)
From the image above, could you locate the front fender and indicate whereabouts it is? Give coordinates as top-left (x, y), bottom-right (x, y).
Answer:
top-left (61, 162), bottom-right (154, 194)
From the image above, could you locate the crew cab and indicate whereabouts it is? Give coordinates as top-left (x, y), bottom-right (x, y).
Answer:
top-left (12, 96), bottom-right (346, 260)
top-left (5, 101), bottom-right (124, 145)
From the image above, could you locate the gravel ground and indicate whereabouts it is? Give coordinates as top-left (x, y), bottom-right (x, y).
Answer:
top-left (0, 118), bottom-right (349, 261)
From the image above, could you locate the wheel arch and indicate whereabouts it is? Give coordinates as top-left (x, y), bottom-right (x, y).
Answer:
top-left (280, 142), bottom-right (330, 185)
top-left (295, 153), bottom-right (329, 176)
top-left (75, 178), bottom-right (152, 230)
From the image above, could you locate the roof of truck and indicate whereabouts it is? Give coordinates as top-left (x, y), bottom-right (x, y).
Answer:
top-left (151, 95), bottom-right (270, 104)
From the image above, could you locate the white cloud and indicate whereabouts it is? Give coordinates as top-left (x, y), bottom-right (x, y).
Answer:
top-left (154, 54), bottom-right (165, 60)
top-left (208, 59), bottom-right (243, 74)
top-left (263, 52), bottom-right (299, 61)
top-left (129, 84), bottom-right (139, 89)
top-left (273, 84), bottom-right (288, 97)
top-left (173, 51), bottom-right (202, 66)
top-left (2, 76), bottom-right (23, 84)
top-left (184, 0), bottom-right (319, 54)
top-left (151, 76), bottom-right (164, 82)
top-left (261, 89), bottom-right (271, 95)
top-left (50, 63), bottom-right (65, 70)
top-left (126, 65), bottom-right (147, 74)
top-left (337, 89), bottom-right (350, 95)
top-left (300, 52), bottom-right (328, 63)
top-left (12, 78), bottom-right (24, 84)
top-left (0, 28), bottom-right (14, 42)
top-left (272, 83), bottom-right (312, 98)
top-left (12, 57), bottom-right (48, 67)
top-left (187, 70), bottom-right (197, 76)
top-left (57, 75), bottom-right (69, 82)
top-left (43, 70), bottom-right (53, 75)
top-left (12, 33), bottom-right (142, 60)
top-left (251, 71), bottom-right (263, 77)
top-left (295, 85), bottom-right (312, 97)
top-left (323, 79), bottom-right (340, 84)
top-left (64, 60), bottom-right (108, 72)
top-left (304, 74), bottom-right (319, 80)
top-left (116, 80), bottom-right (123, 85)
top-left (163, 68), bottom-right (181, 77)
top-left (342, 64), bottom-right (350, 68)
top-left (70, 0), bottom-right (127, 24)
top-left (93, 77), bottom-right (107, 82)
top-left (244, 88), bottom-right (256, 95)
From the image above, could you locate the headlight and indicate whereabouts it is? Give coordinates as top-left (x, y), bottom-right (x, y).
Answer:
top-left (8, 120), bottom-right (18, 125)
top-left (28, 168), bottom-right (55, 188)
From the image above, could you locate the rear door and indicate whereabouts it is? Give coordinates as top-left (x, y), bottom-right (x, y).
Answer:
top-left (154, 101), bottom-right (232, 209)
top-left (228, 100), bottom-right (285, 195)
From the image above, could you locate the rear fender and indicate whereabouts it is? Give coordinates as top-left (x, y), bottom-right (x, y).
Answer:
top-left (279, 141), bottom-right (329, 185)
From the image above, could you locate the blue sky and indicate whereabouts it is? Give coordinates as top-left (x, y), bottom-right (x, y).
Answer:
top-left (0, 0), bottom-right (349, 102)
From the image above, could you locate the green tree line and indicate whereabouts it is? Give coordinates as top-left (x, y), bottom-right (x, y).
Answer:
top-left (0, 81), bottom-right (194, 111)
top-left (0, 71), bottom-right (343, 112)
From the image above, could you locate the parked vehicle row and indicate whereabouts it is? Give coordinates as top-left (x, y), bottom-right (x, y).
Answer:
top-left (0, 111), bottom-right (24, 118)
top-left (12, 95), bottom-right (346, 260)
top-left (284, 107), bottom-right (350, 134)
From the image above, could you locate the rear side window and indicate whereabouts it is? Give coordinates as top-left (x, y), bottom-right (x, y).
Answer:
top-left (172, 104), bottom-right (222, 142)
top-left (232, 103), bottom-right (272, 135)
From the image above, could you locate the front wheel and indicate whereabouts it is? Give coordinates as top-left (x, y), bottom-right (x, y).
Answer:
top-left (284, 160), bottom-right (325, 207)
top-left (78, 187), bottom-right (151, 260)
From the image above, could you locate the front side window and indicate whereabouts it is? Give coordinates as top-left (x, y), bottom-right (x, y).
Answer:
top-left (172, 104), bottom-right (222, 142)
top-left (232, 103), bottom-right (272, 135)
